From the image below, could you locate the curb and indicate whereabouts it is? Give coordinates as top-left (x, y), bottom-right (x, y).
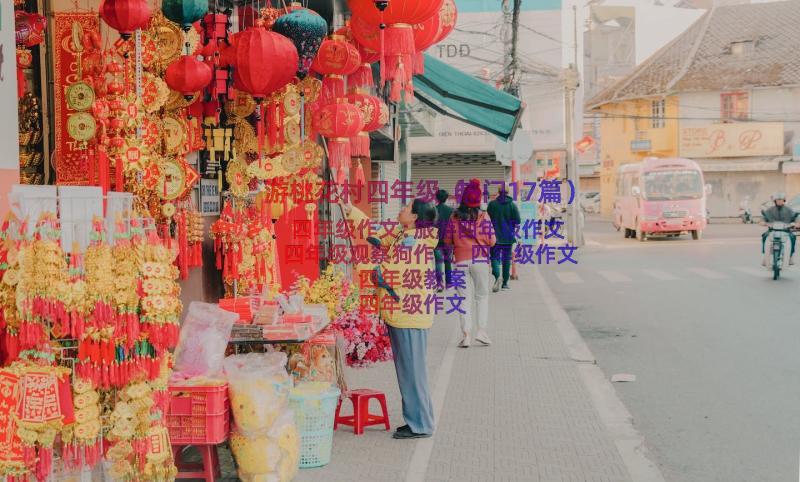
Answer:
top-left (533, 266), bottom-right (666, 482)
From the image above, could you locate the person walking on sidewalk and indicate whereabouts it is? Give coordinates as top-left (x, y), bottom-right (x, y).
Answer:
top-left (345, 199), bottom-right (439, 440)
top-left (434, 189), bottom-right (454, 292)
top-left (487, 185), bottom-right (521, 292)
top-left (446, 179), bottom-right (496, 348)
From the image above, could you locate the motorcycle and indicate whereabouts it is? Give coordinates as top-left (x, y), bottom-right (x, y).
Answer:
top-left (739, 197), bottom-right (753, 224)
top-left (763, 221), bottom-right (793, 280)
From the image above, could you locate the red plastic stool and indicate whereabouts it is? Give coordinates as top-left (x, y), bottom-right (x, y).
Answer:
top-left (334, 389), bottom-right (390, 435)
top-left (173, 444), bottom-right (221, 481)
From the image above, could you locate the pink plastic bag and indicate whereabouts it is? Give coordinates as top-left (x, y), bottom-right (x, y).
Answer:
top-left (173, 302), bottom-right (238, 378)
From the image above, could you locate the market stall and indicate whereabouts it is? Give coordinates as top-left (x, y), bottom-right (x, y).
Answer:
top-left (2, 0), bottom-right (458, 479)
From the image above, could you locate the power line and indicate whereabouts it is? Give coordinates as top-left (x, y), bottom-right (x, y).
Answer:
top-left (520, 23), bottom-right (568, 47)
top-left (591, 111), bottom-right (800, 122)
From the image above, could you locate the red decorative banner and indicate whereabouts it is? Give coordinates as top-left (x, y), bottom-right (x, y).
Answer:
top-left (0, 371), bottom-right (24, 471)
top-left (17, 371), bottom-right (62, 424)
top-left (53, 13), bottom-right (99, 185)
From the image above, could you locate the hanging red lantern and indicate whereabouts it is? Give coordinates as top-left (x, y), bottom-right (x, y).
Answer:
top-left (434, 0), bottom-right (458, 44)
top-left (100, 0), bottom-right (152, 40)
top-left (229, 27), bottom-right (299, 98)
top-left (313, 100), bottom-right (364, 184)
top-left (165, 55), bottom-right (212, 99)
top-left (413, 0), bottom-right (457, 75)
top-left (337, 24), bottom-right (380, 89)
top-left (348, 0), bottom-right (443, 25)
top-left (350, 12), bottom-right (418, 102)
top-left (349, 0), bottom-right (444, 92)
top-left (311, 35), bottom-right (362, 104)
top-left (413, 13), bottom-right (442, 54)
top-left (346, 90), bottom-right (387, 181)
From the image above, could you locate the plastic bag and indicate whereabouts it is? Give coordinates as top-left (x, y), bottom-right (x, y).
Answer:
top-left (173, 302), bottom-right (237, 378)
top-left (224, 353), bottom-right (291, 433)
top-left (230, 428), bottom-right (282, 475)
top-left (270, 410), bottom-right (300, 482)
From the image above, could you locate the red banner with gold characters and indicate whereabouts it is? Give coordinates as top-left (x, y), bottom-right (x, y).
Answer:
top-left (0, 370), bottom-right (24, 474)
top-left (53, 13), bottom-right (99, 185)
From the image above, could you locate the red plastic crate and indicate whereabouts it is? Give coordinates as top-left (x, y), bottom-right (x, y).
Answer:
top-left (167, 384), bottom-right (230, 445)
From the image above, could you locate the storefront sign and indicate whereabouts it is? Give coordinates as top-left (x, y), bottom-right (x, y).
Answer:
top-left (533, 150), bottom-right (564, 178)
top-left (199, 178), bottom-right (220, 216)
top-left (679, 122), bottom-right (784, 158)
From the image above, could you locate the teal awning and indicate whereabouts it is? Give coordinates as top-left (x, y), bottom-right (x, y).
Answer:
top-left (412, 54), bottom-right (524, 141)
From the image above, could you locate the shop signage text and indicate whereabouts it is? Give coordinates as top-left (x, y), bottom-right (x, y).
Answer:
top-left (679, 122), bottom-right (784, 158)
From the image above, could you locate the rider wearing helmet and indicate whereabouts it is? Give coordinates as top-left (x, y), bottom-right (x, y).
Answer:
top-left (761, 192), bottom-right (798, 264)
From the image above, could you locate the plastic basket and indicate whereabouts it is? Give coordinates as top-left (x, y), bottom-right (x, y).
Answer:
top-left (289, 386), bottom-right (341, 468)
top-left (167, 384), bottom-right (230, 445)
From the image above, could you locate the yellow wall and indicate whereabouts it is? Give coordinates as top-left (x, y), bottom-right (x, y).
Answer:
top-left (596, 97), bottom-right (680, 217)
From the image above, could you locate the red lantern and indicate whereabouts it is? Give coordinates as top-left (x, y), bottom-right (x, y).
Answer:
top-left (350, 14), bottom-right (413, 102)
top-left (348, 0), bottom-right (443, 25)
top-left (337, 24), bottom-right (380, 89)
top-left (413, 0), bottom-right (457, 75)
top-left (100, 0), bottom-right (152, 40)
top-left (229, 27), bottom-right (299, 98)
top-left (314, 100), bottom-right (364, 183)
top-left (434, 0), bottom-right (458, 44)
top-left (346, 91), bottom-right (387, 176)
top-left (165, 55), bottom-right (213, 98)
top-left (311, 35), bottom-right (362, 104)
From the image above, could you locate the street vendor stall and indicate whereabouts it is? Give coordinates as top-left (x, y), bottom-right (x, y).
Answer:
top-left (2, 0), bottom-right (459, 479)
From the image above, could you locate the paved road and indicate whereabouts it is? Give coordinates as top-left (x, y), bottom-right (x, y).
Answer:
top-left (541, 217), bottom-right (800, 482)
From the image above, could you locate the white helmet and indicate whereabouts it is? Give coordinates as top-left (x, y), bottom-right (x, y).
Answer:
top-left (771, 192), bottom-right (787, 202)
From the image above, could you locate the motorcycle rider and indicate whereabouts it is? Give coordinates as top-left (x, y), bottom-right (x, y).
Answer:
top-left (761, 192), bottom-right (799, 265)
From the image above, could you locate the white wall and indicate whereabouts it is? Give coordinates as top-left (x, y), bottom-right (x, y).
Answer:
top-left (679, 87), bottom-right (800, 216)
top-left (411, 1), bottom-right (566, 155)
top-left (679, 88), bottom-right (800, 145)
top-left (0, 0), bottom-right (20, 170)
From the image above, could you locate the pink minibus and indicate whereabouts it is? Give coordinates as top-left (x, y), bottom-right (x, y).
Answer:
top-left (613, 157), bottom-right (711, 241)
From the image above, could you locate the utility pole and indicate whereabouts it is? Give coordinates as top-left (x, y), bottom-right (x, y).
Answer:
top-left (505, 0), bottom-right (522, 96)
top-left (565, 4), bottom-right (583, 247)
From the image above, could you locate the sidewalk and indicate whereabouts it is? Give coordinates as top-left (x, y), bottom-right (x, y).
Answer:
top-left (292, 265), bottom-right (663, 482)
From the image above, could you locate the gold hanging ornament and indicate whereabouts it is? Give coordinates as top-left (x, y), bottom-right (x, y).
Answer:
top-left (225, 93), bottom-right (256, 119)
top-left (67, 112), bottom-right (97, 142)
top-left (164, 90), bottom-right (198, 111)
top-left (162, 115), bottom-right (188, 155)
top-left (141, 73), bottom-right (170, 114)
top-left (281, 146), bottom-right (304, 174)
top-left (232, 119), bottom-right (257, 155)
top-left (226, 157), bottom-right (251, 199)
top-left (300, 77), bottom-right (322, 103)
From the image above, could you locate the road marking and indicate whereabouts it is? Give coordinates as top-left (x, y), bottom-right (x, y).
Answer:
top-left (642, 269), bottom-right (679, 281)
top-left (688, 267), bottom-right (728, 279)
top-left (555, 272), bottom-right (584, 284)
top-left (533, 266), bottom-right (667, 482)
top-left (598, 270), bottom-right (632, 283)
top-left (600, 238), bottom-right (756, 250)
top-left (733, 266), bottom-right (767, 277)
top-left (586, 238), bottom-right (604, 248)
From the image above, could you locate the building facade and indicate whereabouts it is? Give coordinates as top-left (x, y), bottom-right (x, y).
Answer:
top-left (588, 1), bottom-right (800, 218)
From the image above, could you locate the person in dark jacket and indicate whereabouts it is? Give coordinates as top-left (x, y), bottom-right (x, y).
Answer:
top-left (761, 192), bottom-right (799, 263)
top-left (434, 189), bottom-right (454, 291)
top-left (487, 185), bottom-right (521, 291)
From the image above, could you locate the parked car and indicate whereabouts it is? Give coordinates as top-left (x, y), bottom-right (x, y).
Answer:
top-left (580, 191), bottom-right (600, 213)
